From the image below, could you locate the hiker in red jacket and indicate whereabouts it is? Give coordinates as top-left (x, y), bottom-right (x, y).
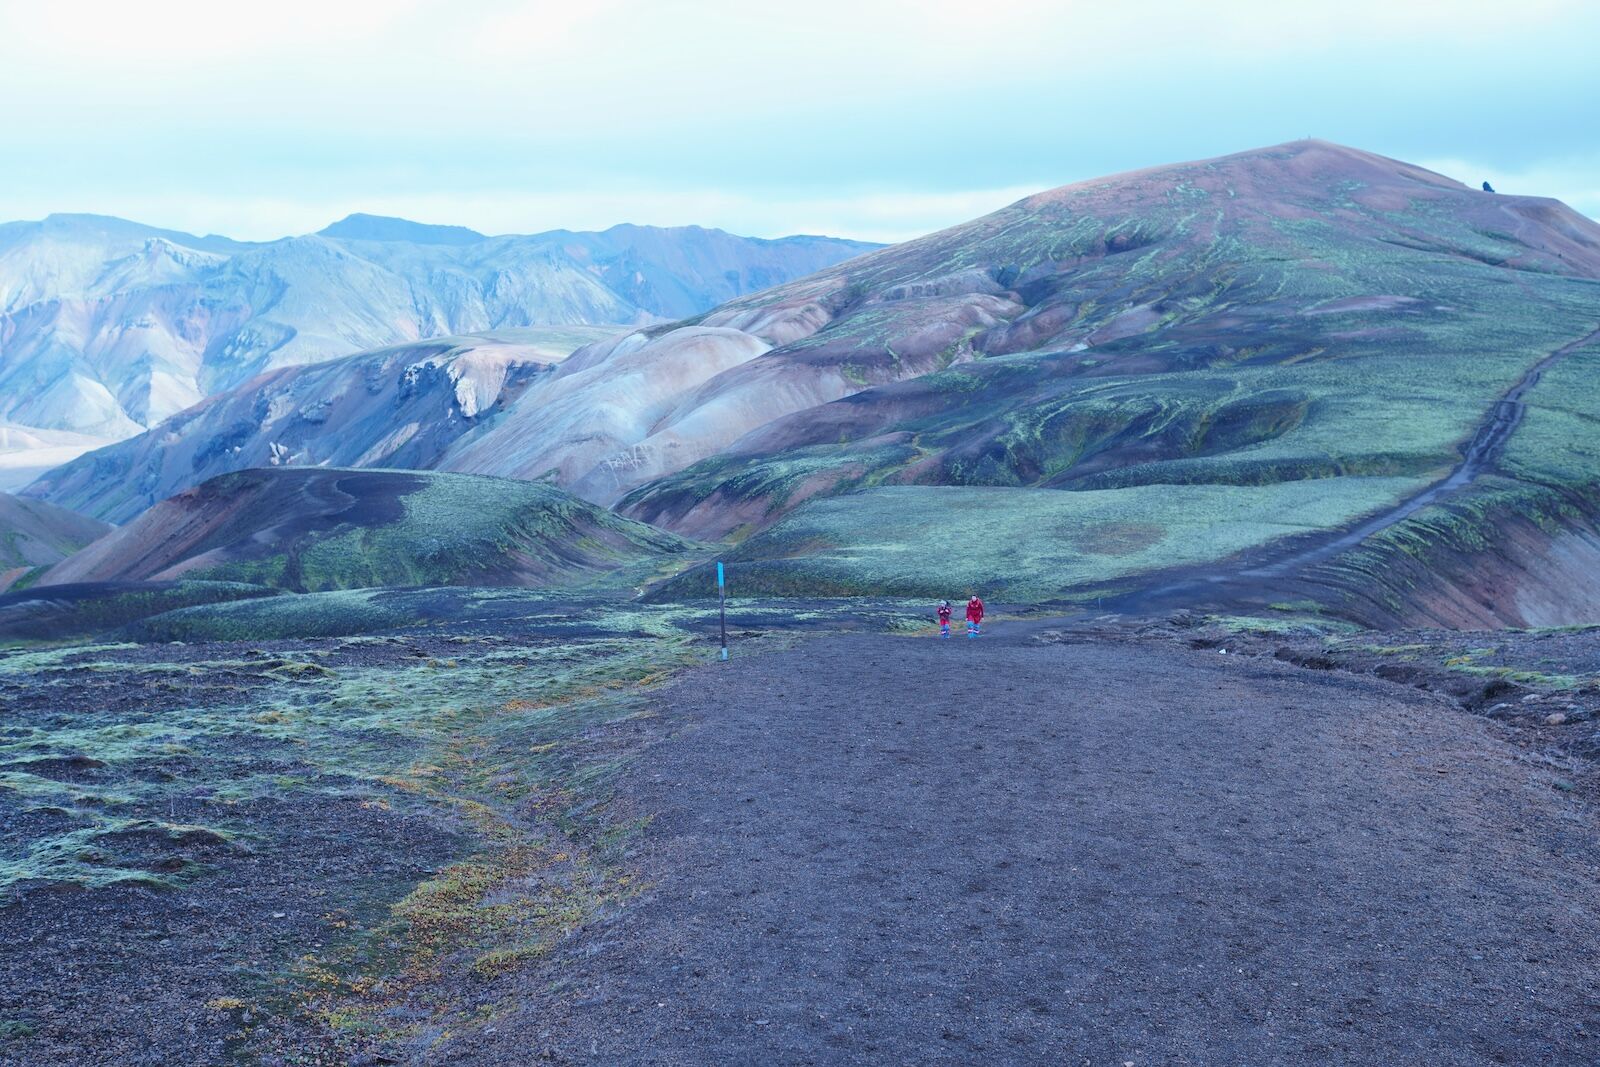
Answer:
top-left (965, 595), bottom-right (984, 639)
top-left (936, 600), bottom-right (953, 639)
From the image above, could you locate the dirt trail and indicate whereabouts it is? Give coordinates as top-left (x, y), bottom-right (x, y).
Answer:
top-left (1112, 324), bottom-right (1600, 614)
top-left (1248, 322), bottom-right (1600, 578)
top-left (462, 631), bottom-right (1600, 1065)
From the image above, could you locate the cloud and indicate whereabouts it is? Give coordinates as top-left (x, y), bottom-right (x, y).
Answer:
top-left (0, 0), bottom-right (428, 62)
top-left (0, 1), bottom-right (1594, 237)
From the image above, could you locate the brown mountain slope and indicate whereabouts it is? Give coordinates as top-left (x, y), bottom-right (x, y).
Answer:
top-left (40, 467), bottom-right (693, 592)
top-left (615, 139), bottom-right (1600, 537)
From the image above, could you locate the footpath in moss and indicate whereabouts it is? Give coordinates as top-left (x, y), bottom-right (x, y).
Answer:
top-left (0, 608), bottom-right (694, 1062)
top-left (0, 595), bottom-right (922, 1065)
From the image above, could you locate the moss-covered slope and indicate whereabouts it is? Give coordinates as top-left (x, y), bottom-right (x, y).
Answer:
top-left (623, 142), bottom-right (1600, 613)
top-left (622, 141), bottom-right (1600, 544)
top-left (0, 494), bottom-right (110, 592)
top-left (39, 468), bottom-right (696, 593)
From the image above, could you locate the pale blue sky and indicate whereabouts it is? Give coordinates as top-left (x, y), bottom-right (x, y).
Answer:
top-left (2, 0), bottom-right (1596, 241)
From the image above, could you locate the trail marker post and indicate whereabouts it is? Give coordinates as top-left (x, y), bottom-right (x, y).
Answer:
top-left (717, 561), bottom-right (728, 660)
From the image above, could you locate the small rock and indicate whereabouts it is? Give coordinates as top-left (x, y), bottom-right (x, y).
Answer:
top-left (271, 912), bottom-right (287, 919)
top-left (1521, 694), bottom-right (1543, 704)
top-left (1546, 713), bottom-right (1568, 725)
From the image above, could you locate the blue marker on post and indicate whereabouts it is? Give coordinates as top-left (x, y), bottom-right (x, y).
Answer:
top-left (717, 561), bottom-right (728, 660)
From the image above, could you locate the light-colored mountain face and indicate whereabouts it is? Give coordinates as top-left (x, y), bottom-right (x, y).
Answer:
top-left (36, 466), bottom-right (692, 592)
top-left (28, 328), bottom-right (617, 524)
top-left (30, 301), bottom-right (844, 523)
top-left (0, 423), bottom-right (114, 493)
top-left (0, 213), bottom-right (878, 450)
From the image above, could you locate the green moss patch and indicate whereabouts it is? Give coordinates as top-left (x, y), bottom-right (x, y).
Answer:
top-left (0, 580), bottom-right (284, 645)
top-left (666, 478), bottom-right (1424, 601)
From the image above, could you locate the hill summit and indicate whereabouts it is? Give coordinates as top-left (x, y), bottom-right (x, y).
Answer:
top-left (27, 140), bottom-right (1600, 626)
top-left (315, 213), bottom-right (488, 245)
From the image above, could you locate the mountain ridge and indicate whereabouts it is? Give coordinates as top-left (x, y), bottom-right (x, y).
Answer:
top-left (37, 466), bottom-right (694, 592)
top-left (315, 213), bottom-right (487, 245)
top-left (29, 139), bottom-right (1600, 626)
top-left (0, 211), bottom-right (880, 460)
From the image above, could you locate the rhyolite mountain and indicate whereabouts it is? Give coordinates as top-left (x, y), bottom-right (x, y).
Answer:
top-left (613, 141), bottom-right (1600, 523)
top-left (29, 141), bottom-right (1600, 626)
top-left (29, 329), bottom-right (613, 523)
top-left (0, 211), bottom-right (878, 453)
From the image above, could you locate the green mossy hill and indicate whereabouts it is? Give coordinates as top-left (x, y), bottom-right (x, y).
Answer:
top-left (622, 142), bottom-right (1600, 559)
top-left (1297, 335), bottom-right (1600, 630)
top-left (657, 479), bottom-right (1423, 603)
top-left (0, 580), bottom-right (282, 644)
top-left (40, 468), bottom-right (698, 594)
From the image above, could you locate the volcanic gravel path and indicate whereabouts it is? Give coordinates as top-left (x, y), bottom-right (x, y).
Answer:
top-left (486, 627), bottom-right (1600, 1066)
top-left (1111, 323), bottom-right (1600, 617)
top-left (1251, 322), bottom-right (1600, 577)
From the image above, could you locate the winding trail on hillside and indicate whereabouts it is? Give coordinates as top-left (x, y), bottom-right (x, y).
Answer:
top-left (1112, 323), bottom-right (1600, 613)
top-left (462, 631), bottom-right (1600, 1065)
top-left (1250, 322), bottom-right (1600, 577)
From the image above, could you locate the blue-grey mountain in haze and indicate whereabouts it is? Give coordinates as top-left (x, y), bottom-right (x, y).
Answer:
top-left (0, 211), bottom-right (878, 485)
top-left (316, 214), bottom-right (488, 245)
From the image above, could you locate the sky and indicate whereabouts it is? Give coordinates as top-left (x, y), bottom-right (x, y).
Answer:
top-left (1, 0), bottom-right (1597, 243)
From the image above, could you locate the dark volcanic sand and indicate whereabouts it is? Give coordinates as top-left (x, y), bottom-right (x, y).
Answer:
top-left (461, 627), bottom-right (1600, 1066)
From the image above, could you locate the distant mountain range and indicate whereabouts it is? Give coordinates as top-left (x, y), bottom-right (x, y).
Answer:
top-left (31, 140), bottom-right (1600, 627)
top-left (0, 212), bottom-right (878, 482)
